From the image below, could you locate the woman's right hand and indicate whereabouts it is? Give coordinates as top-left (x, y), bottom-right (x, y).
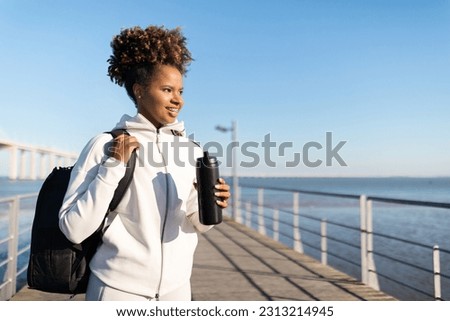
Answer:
top-left (109, 134), bottom-right (139, 164)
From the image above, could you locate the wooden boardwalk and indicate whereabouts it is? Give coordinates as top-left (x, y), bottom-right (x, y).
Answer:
top-left (11, 217), bottom-right (396, 301)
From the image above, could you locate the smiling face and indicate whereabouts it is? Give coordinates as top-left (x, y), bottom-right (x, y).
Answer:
top-left (133, 65), bottom-right (184, 129)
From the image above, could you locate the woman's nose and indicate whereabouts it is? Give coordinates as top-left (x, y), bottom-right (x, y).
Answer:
top-left (171, 93), bottom-right (183, 106)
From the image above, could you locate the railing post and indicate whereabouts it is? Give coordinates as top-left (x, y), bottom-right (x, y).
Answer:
top-left (6, 197), bottom-right (19, 298)
top-left (366, 200), bottom-right (379, 290)
top-left (258, 188), bottom-right (266, 235)
top-left (292, 192), bottom-right (303, 253)
top-left (19, 149), bottom-right (27, 180)
top-left (39, 152), bottom-right (47, 180)
top-left (245, 202), bottom-right (252, 228)
top-left (30, 149), bottom-right (37, 180)
top-left (433, 245), bottom-right (441, 300)
top-left (49, 153), bottom-right (55, 171)
top-left (9, 145), bottom-right (18, 180)
top-left (273, 209), bottom-right (279, 242)
top-left (321, 219), bottom-right (327, 265)
top-left (360, 195), bottom-right (368, 284)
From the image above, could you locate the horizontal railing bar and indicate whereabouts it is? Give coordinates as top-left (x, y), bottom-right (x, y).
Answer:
top-left (17, 246), bottom-right (30, 257)
top-left (241, 201), bottom-right (444, 261)
top-left (242, 201), bottom-right (360, 232)
top-left (0, 258), bottom-right (10, 268)
top-left (275, 218), bottom-right (296, 230)
top-left (376, 271), bottom-right (434, 299)
top-left (0, 193), bottom-right (38, 204)
top-left (240, 184), bottom-right (450, 210)
top-left (368, 196), bottom-right (450, 209)
top-left (302, 241), bottom-right (321, 253)
top-left (441, 274), bottom-right (450, 281)
top-left (324, 219), bottom-right (359, 231)
top-left (249, 202), bottom-right (322, 222)
top-left (327, 235), bottom-right (360, 250)
top-left (0, 197), bottom-right (14, 204)
top-left (327, 251), bottom-right (360, 267)
top-left (241, 205), bottom-right (324, 238)
top-left (0, 236), bottom-right (11, 246)
top-left (277, 229), bottom-right (298, 241)
top-left (249, 219), bottom-right (301, 244)
top-left (299, 226), bottom-right (320, 237)
top-left (17, 265), bottom-right (28, 277)
top-left (269, 207), bottom-right (359, 231)
top-left (247, 211), bottom-right (294, 227)
top-left (374, 251), bottom-right (432, 274)
top-left (0, 280), bottom-right (11, 291)
top-left (439, 248), bottom-right (450, 255)
top-left (257, 220), bottom-right (362, 268)
top-left (266, 222), bottom-right (294, 240)
top-left (245, 210), bottom-right (343, 248)
top-left (240, 184), bottom-right (361, 200)
top-left (19, 227), bottom-right (32, 238)
top-left (241, 197), bottom-right (449, 253)
top-left (373, 231), bottom-right (435, 250)
top-left (244, 213), bottom-right (358, 249)
top-left (281, 208), bottom-right (361, 232)
top-left (295, 213), bottom-right (321, 223)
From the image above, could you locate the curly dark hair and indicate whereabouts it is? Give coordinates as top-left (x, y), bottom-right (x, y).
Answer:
top-left (107, 25), bottom-right (193, 104)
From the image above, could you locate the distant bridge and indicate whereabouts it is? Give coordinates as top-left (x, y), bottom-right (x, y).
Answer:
top-left (0, 138), bottom-right (77, 180)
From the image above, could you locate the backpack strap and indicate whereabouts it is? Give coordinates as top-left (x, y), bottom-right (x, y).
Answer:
top-left (107, 129), bottom-right (137, 211)
top-left (71, 130), bottom-right (136, 257)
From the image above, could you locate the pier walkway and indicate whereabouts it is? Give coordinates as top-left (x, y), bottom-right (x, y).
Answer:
top-left (10, 217), bottom-right (395, 301)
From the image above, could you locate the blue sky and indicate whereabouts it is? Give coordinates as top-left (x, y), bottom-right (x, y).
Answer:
top-left (0, 0), bottom-right (449, 177)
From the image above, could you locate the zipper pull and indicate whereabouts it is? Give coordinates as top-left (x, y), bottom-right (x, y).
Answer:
top-left (155, 293), bottom-right (160, 301)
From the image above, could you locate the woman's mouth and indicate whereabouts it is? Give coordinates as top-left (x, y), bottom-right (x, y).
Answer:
top-left (166, 107), bottom-right (179, 116)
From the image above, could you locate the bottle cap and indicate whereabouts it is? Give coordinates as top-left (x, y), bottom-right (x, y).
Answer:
top-left (202, 151), bottom-right (217, 165)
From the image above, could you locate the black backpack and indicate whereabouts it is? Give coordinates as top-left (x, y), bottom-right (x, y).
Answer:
top-left (27, 129), bottom-right (136, 294)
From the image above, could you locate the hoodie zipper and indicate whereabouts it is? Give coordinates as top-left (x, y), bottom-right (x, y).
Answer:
top-left (155, 128), bottom-right (170, 300)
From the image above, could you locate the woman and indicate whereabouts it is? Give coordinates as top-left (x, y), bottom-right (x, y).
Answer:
top-left (59, 25), bottom-right (230, 301)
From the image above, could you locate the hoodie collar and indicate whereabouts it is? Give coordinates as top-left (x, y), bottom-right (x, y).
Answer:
top-left (113, 113), bottom-right (186, 137)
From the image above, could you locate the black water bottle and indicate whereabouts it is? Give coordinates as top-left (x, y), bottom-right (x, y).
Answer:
top-left (196, 151), bottom-right (223, 225)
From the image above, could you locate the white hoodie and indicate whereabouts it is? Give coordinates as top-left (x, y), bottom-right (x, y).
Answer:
top-left (59, 113), bottom-right (210, 298)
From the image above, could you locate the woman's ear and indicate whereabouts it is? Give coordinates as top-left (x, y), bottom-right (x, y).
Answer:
top-left (133, 83), bottom-right (142, 100)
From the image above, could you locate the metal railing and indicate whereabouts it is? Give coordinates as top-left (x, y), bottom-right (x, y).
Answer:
top-left (235, 184), bottom-right (450, 301)
top-left (0, 193), bottom-right (37, 301)
top-left (2, 185), bottom-right (450, 301)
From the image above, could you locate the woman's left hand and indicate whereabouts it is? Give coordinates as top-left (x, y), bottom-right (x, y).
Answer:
top-left (215, 178), bottom-right (231, 208)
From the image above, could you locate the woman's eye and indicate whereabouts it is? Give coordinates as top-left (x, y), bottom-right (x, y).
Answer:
top-left (163, 88), bottom-right (172, 93)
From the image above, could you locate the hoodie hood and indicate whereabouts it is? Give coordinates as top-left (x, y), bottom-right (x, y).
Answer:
top-left (112, 113), bottom-right (186, 137)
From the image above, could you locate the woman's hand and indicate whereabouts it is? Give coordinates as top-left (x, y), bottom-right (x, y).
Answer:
top-left (109, 134), bottom-right (140, 164)
top-left (215, 178), bottom-right (231, 208)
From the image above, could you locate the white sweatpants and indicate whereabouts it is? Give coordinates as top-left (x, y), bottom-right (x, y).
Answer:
top-left (85, 273), bottom-right (191, 301)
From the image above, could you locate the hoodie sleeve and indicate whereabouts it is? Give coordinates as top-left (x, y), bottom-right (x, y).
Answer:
top-left (59, 134), bottom-right (127, 244)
